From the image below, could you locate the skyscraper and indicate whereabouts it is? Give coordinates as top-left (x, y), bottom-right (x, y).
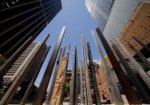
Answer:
top-left (0, 39), bottom-right (50, 104)
top-left (0, 0), bottom-right (61, 58)
top-left (85, 0), bottom-right (115, 31)
top-left (103, 0), bottom-right (148, 45)
top-left (2, 43), bottom-right (46, 83)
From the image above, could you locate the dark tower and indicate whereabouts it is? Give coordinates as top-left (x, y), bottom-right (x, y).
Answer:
top-left (0, 0), bottom-right (62, 58)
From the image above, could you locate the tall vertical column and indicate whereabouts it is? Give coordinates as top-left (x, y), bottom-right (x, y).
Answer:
top-left (69, 47), bottom-right (78, 105)
top-left (60, 44), bottom-right (71, 105)
top-left (80, 65), bottom-right (84, 105)
top-left (127, 42), bottom-right (150, 71)
top-left (96, 28), bottom-right (140, 104)
top-left (45, 48), bottom-right (63, 104)
top-left (112, 43), bottom-right (150, 103)
top-left (115, 38), bottom-right (150, 89)
top-left (92, 31), bottom-right (123, 104)
top-left (87, 42), bottom-right (101, 105)
top-left (81, 36), bottom-right (93, 105)
top-left (33, 27), bottom-right (66, 105)
top-left (0, 35), bottom-right (50, 105)
top-left (20, 46), bottom-right (50, 105)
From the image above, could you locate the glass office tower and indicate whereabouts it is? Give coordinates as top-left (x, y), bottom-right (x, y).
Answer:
top-left (103, 0), bottom-right (142, 45)
top-left (85, 0), bottom-right (115, 31)
top-left (0, 0), bottom-right (62, 58)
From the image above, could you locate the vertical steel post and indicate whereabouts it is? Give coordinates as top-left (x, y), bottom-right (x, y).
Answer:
top-left (92, 31), bottom-right (123, 104)
top-left (133, 36), bottom-right (150, 52)
top-left (112, 43), bottom-right (150, 103)
top-left (87, 42), bottom-right (101, 105)
top-left (75, 48), bottom-right (79, 105)
top-left (69, 47), bottom-right (78, 105)
top-left (127, 42), bottom-right (150, 71)
top-left (33, 27), bottom-right (66, 105)
top-left (81, 61), bottom-right (87, 105)
top-left (45, 48), bottom-right (63, 104)
top-left (81, 35), bottom-right (93, 105)
top-left (61, 46), bottom-right (66, 57)
top-left (80, 62), bottom-right (84, 104)
top-left (20, 46), bottom-right (50, 105)
top-left (96, 28), bottom-right (140, 104)
top-left (115, 38), bottom-right (150, 89)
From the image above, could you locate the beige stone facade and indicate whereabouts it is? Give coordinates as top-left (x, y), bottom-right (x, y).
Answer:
top-left (117, 2), bottom-right (150, 57)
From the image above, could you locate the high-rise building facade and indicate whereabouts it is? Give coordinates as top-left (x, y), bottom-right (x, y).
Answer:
top-left (85, 0), bottom-right (115, 31)
top-left (0, 41), bottom-right (49, 104)
top-left (103, 0), bottom-right (147, 45)
top-left (116, 1), bottom-right (150, 57)
top-left (2, 43), bottom-right (42, 83)
top-left (0, 0), bottom-right (61, 58)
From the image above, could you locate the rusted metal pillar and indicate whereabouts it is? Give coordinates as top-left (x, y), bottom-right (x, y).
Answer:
top-left (92, 31), bottom-right (123, 104)
top-left (33, 27), bottom-right (66, 105)
top-left (133, 36), bottom-right (150, 52)
top-left (96, 28), bottom-right (141, 104)
top-left (115, 38), bottom-right (150, 89)
top-left (20, 46), bottom-right (50, 105)
top-left (0, 34), bottom-right (50, 105)
top-left (69, 47), bottom-right (78, 105)
top-left (45, 48), bottom-right (63, 105)
top-left (0, 36), bottom-right (33, 82)
top-left (112, 43), bottom-right (150, 103)
top-left (81, 35), bottom-right (93, 105)
top-left (87, 42), bottom-right (101, 105)
top-left (127, 42), bottom-right (150, 71)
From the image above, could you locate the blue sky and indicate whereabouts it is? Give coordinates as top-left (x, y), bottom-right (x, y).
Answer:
top-left (34, 0), bottom-right (100, 86)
